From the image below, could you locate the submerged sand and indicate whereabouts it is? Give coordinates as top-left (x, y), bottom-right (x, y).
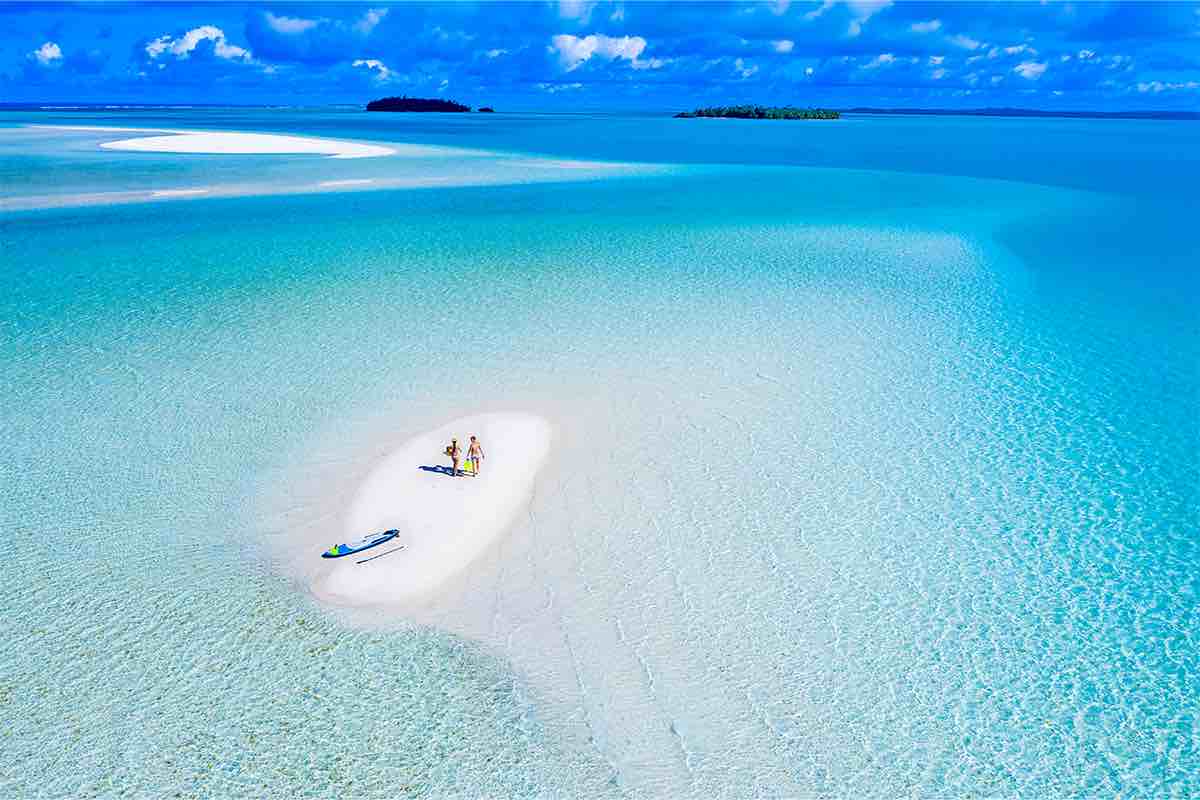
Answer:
top-left (303, 413), bottom-right (553, 607)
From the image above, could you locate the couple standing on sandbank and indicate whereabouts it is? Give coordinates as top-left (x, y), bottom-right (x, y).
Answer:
top-left (444, 435), bottom-right (484, 477)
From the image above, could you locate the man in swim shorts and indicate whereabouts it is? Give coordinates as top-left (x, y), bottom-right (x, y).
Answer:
top-left (467, 436), bottom-right (484, 477)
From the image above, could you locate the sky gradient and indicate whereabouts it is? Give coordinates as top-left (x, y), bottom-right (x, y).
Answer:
top-left (4, 1), bottom-right (1199, 110)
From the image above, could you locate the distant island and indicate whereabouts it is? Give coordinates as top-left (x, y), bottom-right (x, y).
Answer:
top-left (366, 96), bottom-right (471, 113)
top-left (478, 106), bottom-right (495, 113)
top-left (675, 105), bottom-right (839, 120)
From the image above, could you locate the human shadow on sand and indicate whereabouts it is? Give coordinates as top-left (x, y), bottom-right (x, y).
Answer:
top-left (419, 465), bottom-right (472, 478)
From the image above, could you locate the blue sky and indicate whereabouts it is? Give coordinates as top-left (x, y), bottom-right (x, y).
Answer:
top-left (4, 1), bottom-right (1199, 110)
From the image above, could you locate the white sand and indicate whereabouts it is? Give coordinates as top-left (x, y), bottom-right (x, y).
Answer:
top-left (99, 130), bottom-right (397, 159)
top-left (310, 413), bottom-right (553, 607)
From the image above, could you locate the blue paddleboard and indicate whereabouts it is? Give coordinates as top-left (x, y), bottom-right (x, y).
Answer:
top-left (322, 529), bottom-right (399, 559)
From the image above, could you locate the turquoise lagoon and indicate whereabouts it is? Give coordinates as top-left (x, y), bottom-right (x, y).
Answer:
top-left (1, 110), bottom-right (1197, 796)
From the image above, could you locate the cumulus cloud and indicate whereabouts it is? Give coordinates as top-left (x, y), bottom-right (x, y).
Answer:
top-left (145, 26), bottom-right (252, 62)
top-left (28, 41), bottom-right (62, 66)
top-left (354, 8), bottom-right (388, 35)
top-left (864, 52), bottom-right (895, 68)
top-left (1013, 60), bottom-right (1047, 80)
top-left (352, 58), bottom-right (391, 81)
top-left (265, 13), bottom-right (318, 35)
top-left (549, 33), bottom-right (660, 71)
top-left (911, 19), bottom-right (942, 34)
top-left (772, 39), bottom-right (795, 53)
top-left (948, 34), bottom-right (982, 51)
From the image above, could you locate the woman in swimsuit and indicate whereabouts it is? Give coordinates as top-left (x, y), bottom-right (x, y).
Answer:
top-left (447, 438), bottom-right (462, 477)
top-left (467, 436), bottom-right (484, 477)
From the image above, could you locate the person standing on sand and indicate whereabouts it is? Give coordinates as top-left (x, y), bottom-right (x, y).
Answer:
top-left (447, 438), bottom-right (462, 477)
top-left (467, 436), bottom-right (485, 477)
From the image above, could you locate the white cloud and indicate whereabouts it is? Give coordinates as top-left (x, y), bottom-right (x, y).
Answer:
top-left (929, 55), bottom-right (944, 65)
top-left (804, 0), bottom-right (891, 36)
top-left (549, 33), bottom-right (653, 71)
top-left (558, 0), bottom-right (596, 21)
top-left (28, 41), bottom-right (62, 66)
top-left (772, 39), bottom-right (795, 53)
top-left (1136, 80), bottom-right (1199, 93)
top-left (353, 8), bottom-right (388, 35)
top-left (805, 66), bottom-right (814, 76)
top-left (264, 12), bottom-right (318, 35)
top-left (353, 58), bottom-right (391, 81)
top-left (1004, 44), bottom-right (1035, 56)
top-left (610, 5), bottom-right (625, 22)
top-left (931, 67), bottom-right (946, 80)
top-left (770, 0), bottom-right (792, 16)
top-left (1013, 60), bottom-right (1047, 80)
top-left (145, 26), bottom-right (251, 62)
top-left (734, 57), bottom-right (758, 78)
top-left (804, 1), bottom-right (832, 21)
top-left (948, 34), bottom-right (982, 51)
top-left (1078, 49), bottom-right (1096, 60)
top-left (846, 0), bottom-right (892, 36)
top-left (864, 52), bottom-right (895, 68)
top-left (911, 19), bottom-right (942, 33)
top-left (484, 48), bottom-right (508, 59)
top-left (537, 81), bottom-right (584, 93)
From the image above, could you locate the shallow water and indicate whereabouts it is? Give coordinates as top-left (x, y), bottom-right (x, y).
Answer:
top-left (1, 110), bottom-right (1197, 797)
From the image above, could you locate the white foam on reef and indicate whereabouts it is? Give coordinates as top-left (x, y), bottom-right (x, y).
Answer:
top-left (149, 188), bottom-right (209, 198)
top-left (318, 179), bottom-right (376, 187)
top-left (98, 130), bottom-right (397, 159)
top-left (296, 413), bottom-right (553, 607)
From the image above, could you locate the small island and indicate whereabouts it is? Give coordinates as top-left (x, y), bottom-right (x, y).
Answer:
top-left (478, 107), bottom-right (496, 113)
top-left (366, 96), bottom-right (471, 113)
top-left (675, 105), bottom-right (839, 120)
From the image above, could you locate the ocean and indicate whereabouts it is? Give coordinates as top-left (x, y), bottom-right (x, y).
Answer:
top-left (1, 108), bottom-right (1196, 796)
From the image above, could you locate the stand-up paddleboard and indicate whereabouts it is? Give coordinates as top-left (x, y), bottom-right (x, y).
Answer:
top-left (322, 529), bottom-right (399, 559)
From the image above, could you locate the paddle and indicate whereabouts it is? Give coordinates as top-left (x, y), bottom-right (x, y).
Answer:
top-left (356, 545), bottom-right (406, 564)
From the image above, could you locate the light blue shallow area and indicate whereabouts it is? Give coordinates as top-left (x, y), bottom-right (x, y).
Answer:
top-left (0, 110), bottom-right (1197, 797)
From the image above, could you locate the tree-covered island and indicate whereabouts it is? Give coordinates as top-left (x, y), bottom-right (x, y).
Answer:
top-left (675, 105), bottom-right (839, 119)
top-left (366, 96), bottom-right (472, 112)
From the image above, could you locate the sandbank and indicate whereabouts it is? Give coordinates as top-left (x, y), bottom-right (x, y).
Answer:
top-left (99, 130), bottom-right (396, 159)
top-left (307, 413), bottom-right (553, 607)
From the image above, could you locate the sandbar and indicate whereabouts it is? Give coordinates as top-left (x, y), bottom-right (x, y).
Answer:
top-left (308, 413), bottom-right (553, 607)
top-left (99, 130), bottom-right (397, 159)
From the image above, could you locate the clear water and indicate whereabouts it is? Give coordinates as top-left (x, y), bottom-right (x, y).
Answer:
top-left (1, 110), bottom-right (1197, 797)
